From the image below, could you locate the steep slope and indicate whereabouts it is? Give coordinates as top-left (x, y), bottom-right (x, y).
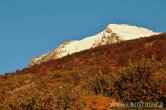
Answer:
top-left (20, 33), bottom-right (166, 75)
top-left (29, 24), bottom-right (158, 66)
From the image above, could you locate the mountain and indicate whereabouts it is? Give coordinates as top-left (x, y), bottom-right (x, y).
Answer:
top-left (29, 24), bottom-right (158, 66)
top-left (1, 33), bottom-right (166, 109)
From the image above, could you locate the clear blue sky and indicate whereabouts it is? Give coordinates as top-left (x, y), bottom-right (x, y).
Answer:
top-left (0, 0), bottom-right (166, 74)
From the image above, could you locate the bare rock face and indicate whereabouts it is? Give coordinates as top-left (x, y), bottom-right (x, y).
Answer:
top-left (28, 24), bottom-right (158, 67)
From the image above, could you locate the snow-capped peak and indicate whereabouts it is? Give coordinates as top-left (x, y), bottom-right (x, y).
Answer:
top-left (108, 24), bottom-right (157, 40)
top-left (28, 24), bottom-right (159, 66)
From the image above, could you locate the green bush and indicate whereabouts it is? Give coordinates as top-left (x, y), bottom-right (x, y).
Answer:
top-left (55, 86), bottom-right (83, 110)
top-left (88, 72), bottom-right (118, 96)
top-left (115, 59), bottom-right (166, 105)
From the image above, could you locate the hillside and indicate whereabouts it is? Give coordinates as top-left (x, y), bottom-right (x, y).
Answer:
top-left (19, 33), bottom-right (166, 75)
top-left (0, 33), bottom-right (166, 110)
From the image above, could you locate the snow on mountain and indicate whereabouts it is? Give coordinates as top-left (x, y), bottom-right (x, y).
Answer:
top-left (28, 24), bottom-right (159, 66)
top-left (108, 24), bottom-right (157, 40)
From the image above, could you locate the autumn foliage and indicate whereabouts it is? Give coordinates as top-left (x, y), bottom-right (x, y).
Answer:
top-left (0, 33), bottom-right (166, 109)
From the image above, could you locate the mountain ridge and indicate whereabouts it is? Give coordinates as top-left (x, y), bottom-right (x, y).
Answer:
top-left (29, 24), bottom-right (159, 66)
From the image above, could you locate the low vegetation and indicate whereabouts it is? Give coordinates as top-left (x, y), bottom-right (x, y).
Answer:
top-left (0, 33), bottom-right (166, 109)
